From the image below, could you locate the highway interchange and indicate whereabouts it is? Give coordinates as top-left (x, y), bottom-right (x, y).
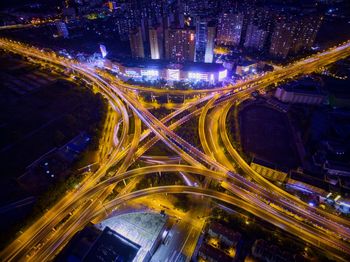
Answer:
top-left (0, 38), bottom-right (350, 261)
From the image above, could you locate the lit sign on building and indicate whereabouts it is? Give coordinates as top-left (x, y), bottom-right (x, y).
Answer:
top-left (125, 70), bottom-right (140, 77)
top-left (141, 69), bottom-right (159, 77)
top-left (99, 44), bottom-right (107, 58)
top-left (188, 72), bottom-right (208, 81)
top-left (168, 69), bottom-right (180, 81)
top-left (218, 70), bottom-right (227, 81)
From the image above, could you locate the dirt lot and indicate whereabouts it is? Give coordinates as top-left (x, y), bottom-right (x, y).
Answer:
top-left (239, 103), bottom-right (300, 169)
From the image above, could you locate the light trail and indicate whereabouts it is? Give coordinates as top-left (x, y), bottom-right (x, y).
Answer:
top-left (1, 38), bottom-right (350, 261)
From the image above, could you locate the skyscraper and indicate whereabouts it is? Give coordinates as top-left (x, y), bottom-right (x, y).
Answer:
top-left (165, 28), bottom-right (195, 62)
top-left (244, 23), bottom-right (268, 51)
top-left (195, 18), bottom-right (208, 62)
top-left (289, 15), bottom-right (323, 54)
top-left (269, 13), bottom-right (322, 59)
top-left (205, 24), bottom-right (216, 63)
top-left (115, 1), bottom-right (142, 41)
top-left (149, 25), bottom-right (164, 60)
top-left (241, 6), bottom-right (272, 49)
top-left (216, 12), bottom-right (243, 47)
top-left (129, 27), bottom-right (145, 58)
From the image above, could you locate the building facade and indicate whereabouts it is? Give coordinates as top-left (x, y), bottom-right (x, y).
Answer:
top-left (129, 27), bottom-right (145, 58)
top-left (149, 26), bottom-right (164, 59)
top-left (195, 18), bottom-right (208, 62)
top-left (164, 28), bottom-right (195, 62)
top-left (216, 12), bottom-right (243, 46)
top-left (205, 24), bottom-right (216, 63)
top-left (104, 59), bottom-right (227, 84)
top-left (269, 13), bottom-right (322, 59)
top-left (244, 23), bottom-right (268, 51)
top-left (275, 87), bottom-right (326, 105)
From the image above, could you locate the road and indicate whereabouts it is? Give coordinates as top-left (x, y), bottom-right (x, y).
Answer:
top-left (0, 38), bottom-right (350, 261)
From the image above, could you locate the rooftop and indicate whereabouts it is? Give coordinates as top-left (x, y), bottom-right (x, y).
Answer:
top-left (98, 212), bottom-right (167, 261)
top-left (208, 222), bottom-right (241, 242)
top-left (279, 77), bottom-right (325, 95)
top-left (199, 243), bottom-right (233, 262)
top-left (252, 157), bottom-right (289, 173)
top-left (83, 227), bottom-right (140, 262)
top-left (113, 58), bottom-right (226, 72)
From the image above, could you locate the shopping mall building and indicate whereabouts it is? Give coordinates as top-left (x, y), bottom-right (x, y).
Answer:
top-left (104, 58), bottom-right (228, 84)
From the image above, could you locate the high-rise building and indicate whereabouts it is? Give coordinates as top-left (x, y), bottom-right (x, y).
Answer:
top-left (115, 1), bottom-right (142, 41)
top-left (165, 28), bottom-right (195, 62)
top-left (129, 27), bottom-right (145, 58)
top-left (195, 18), bottom-right (208, 62)
top-left (269, 19), bottom-right (295, 59)
top-left (269, 13), bottom-right (322, 59)
top-left (55, 21), bottom-right (69, 38)
top-left (240, 6), bottom-right (273, 47)
top-left (205, 24), bottom-right (216, 63)
top-left (244, 23), bottom-right (268, 51)
top-left (289, 15), bottom-right (323, 54)
top-left (149, 26), bottom-right (164, 59)
top-left (216, 12), bottom-right (243, 46)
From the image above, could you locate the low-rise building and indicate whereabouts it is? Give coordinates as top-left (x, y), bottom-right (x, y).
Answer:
top-left (235, 61), bottom-right (258, 76)
top-left (104, 59), bottom-right (227, 84)
top-left (274, 78), bottom-right (326, 105)
top-left (56, 226), bottom-right (140, 262)
top-left (198, 243), bottom-right (233, 262)
top-left (324, 160), bottom-right (350, 177)
top-left (207, 222), bottom-right (241, 247)
top-left (98, 212), bottom-right (168, 261)
top-left (250, 158), bottom-right (288, 183)
top-left (252, 239), bottom-right (291, 262)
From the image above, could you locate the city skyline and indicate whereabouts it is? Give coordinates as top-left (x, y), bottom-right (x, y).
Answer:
top-left (0, 1), bottom-right (350, 262)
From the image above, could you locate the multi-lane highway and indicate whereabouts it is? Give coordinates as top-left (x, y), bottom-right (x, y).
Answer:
top-left (0, 37), bottom-right (350, 261)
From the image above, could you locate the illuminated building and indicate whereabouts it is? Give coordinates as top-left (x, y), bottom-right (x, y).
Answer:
top-left (269, 14), bottom-right (322, 59)
top-left (149, 25), bottom-right (164, 60)
top-left (269, 17), bottom-right (296, 59)
top-left (289, 15), bottom-right (323, 54)
top-left (244, 23), bottom-right (268, 51)
top-left (235, 61), bottom-right (258, 75)
top-left (108, 1), bottom-right (116, 12)
top-left (194, 18), bottom-right (208, 63)
top-left (216, 12), bottom-right (243, 47)
top-left (240, 6), bottom-right (273, 50)
top-left (129, 27), bottom-right (145, 58)
top-left (115, 1), bottom-right (142, 41)
top-left (98, 212), bottom-right (168, 261)
top-left (104, 59), bottom-right (227, 83)
top-left (165, 28), bottom-right (195, 62)
top-left (55, 21), bottom-right (69, 38)
top-left (205, 24), bottom-right (216, 63)
top-left (99, 44), bottom-right (107, 58)
top-left (194, 18), bottom-right (216, 63)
